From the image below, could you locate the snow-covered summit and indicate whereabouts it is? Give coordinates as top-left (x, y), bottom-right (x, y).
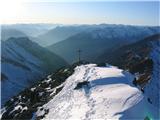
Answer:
top-left (36, 64), bottom-right (158, 119)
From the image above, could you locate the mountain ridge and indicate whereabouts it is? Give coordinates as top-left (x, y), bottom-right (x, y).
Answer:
top-left (47, 25), bottom-right (160, 64)
top-left (1, 37), bottom-right (68, 106)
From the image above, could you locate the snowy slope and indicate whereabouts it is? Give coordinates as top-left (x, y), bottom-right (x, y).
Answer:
top-left (1, 37), bottom-right (67, 106)
top-left (1, 39), bottom-right (44, 106)
top-left (36, 64), bottom-right (158, 119)
top-left (145, 40), bottom-right (160, 108)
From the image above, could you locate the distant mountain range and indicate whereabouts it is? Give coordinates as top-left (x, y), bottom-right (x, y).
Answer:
top-left (37, 25), bottom-right (87, 46)
top-left (1, 24), bottom-right (59, 38)
top-left (47, 24), bottom-right (160, 64)
top-left (38, 24), bottom-right (160, 47)
top-left (1, 37), bottom-right (68, 106)
top-left (1, 28), bottom-right (27, 41)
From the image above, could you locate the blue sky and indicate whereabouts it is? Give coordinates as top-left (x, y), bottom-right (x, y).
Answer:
top-left (1, 0), bottom-right (159, 26)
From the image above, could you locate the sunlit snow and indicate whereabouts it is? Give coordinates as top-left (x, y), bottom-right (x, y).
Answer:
top-left (36, 64), bottom-right (158, 119)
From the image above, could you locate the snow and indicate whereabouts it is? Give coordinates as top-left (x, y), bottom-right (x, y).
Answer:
top-left (9, 105), bottom-right (23, 114)
top-left (1, 39), bottom-right (45, 106)
top-left (14, 105), bottom-right (23, 111)
top-left (0, 108), bottom-right (6, 119)
top-left (90, 25), bottom-right (159, 43)
top-left (36, 64), bottom-right (158, 119)
top-left (48, 82), bottom-right (65, 96)
top-left (145, 40), bottom-right (160, 108)
top-left (31, 87), bottom-right (36, 91)
top-left (36, 107), bottom-right (46, 117)
top-left (1, 62), bottom-right (44, 106)
top-left (22, 106), bottom-right (28, 111)
top-left (42, 78), bottom-right (52, 84)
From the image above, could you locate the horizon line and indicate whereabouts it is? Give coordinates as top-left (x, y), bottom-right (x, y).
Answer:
top-left (1, 22), bottom-right (159, 27)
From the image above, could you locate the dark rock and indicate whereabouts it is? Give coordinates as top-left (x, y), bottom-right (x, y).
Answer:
top-left (74, 81), bottom-right (89, 90)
